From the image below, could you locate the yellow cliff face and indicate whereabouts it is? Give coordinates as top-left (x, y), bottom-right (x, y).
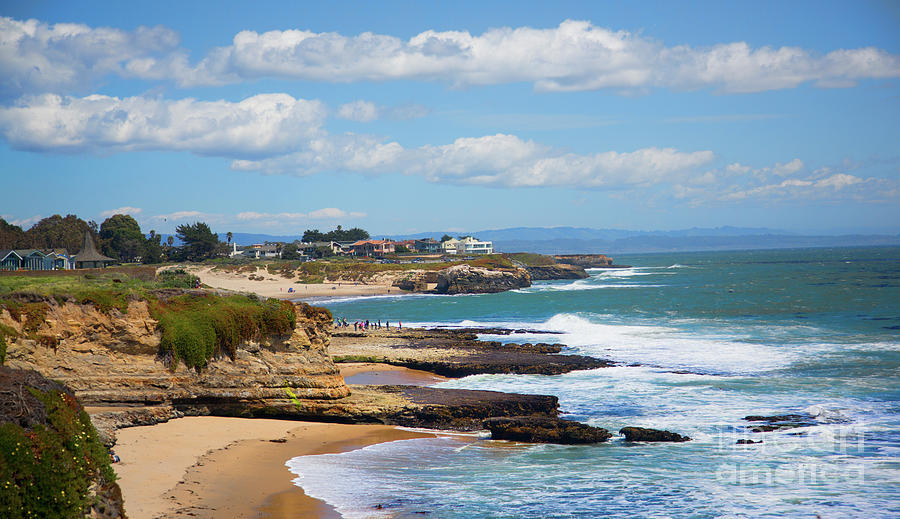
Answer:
top-left (1, 297), bottom-right (350, 411)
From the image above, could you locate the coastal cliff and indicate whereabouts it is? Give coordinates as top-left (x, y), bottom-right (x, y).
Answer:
top-left (435, 264), bottom-right (531, 294)
top-left (524, 263), bottom-right (589, 280)
top-left (2, 296), bottom-right (350, 420)
top-left (553, 254), bottom-right (615, 268)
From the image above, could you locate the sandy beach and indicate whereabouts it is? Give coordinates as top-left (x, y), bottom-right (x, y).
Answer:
top-left (114, 416), bottom-right (434, 519)
top-left (190, 266), bottom-right (400, 299)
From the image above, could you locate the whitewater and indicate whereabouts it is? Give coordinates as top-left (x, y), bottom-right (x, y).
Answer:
top-left (287, 247), bottom-right (900, 518)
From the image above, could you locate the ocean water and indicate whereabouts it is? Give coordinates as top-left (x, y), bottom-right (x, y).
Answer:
top-left (287, 247), bottom-right (900, 518)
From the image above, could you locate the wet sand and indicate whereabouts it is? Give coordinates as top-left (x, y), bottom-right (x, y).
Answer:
top-left (114, 417), bottom-right (434, 518)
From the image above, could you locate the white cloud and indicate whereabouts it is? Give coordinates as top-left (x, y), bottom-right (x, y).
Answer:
top-left (237, 208), bottom-right (366, 221)
top-left (233, 133), bottom-right (715, 188)
top-left (6, 214), bottom-right (43, 228)
top-left (771, 158), bottom-right (805, 176)
top-left (0, 93), bottom-right (326, 155)
top-left (99, 206), bottom-right (142, 218)
top-left (152, 211), bottom-right (207, 221)
top-left (0, 17), bottom-right (183, 99)
top-left (337, 100), bottom-right (380, 122)
top-left (3, 17), bottom-right (898, 96)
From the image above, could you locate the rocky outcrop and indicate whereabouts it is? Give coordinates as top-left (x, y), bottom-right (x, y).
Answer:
top-left (554, 254), bottom-right (621, 268)
top-left (392, 270), bottom-right (440, 292)
top-left (330, 327), bottom-right (613, 377)
top-left (2, 297), bottom-right (350, 417)
top-left (484, 416), bottom-right (612, 444)
top-left (619, 427), bottom-right (691, 442)
top-left (744, 413), bottom-right (819, 433)
top-left (525, 263), bottom-right (590, 280)
top-left (0, 367), bottom-right (126, 519)
top-left (435, 264), bottom-right (531, 294)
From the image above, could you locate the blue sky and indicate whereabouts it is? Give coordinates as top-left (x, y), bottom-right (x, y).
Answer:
top-left (1, 0), bottom-right (898, 236)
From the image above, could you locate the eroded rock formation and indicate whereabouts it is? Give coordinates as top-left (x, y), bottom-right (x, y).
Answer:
top-left (524, 263), bottom-right (590, 280)
top-left (484, 416), bottom-right (612, 444)
top-left (435, 264), bottom-right (531, 294)
top-left (619, 426), bottom-right (691, 442)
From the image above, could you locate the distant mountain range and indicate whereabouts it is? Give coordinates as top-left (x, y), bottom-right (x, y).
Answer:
top-left (165, 226), bottom-right (900, 254)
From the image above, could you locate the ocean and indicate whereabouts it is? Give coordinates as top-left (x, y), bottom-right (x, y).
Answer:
top-left (287, 247), bottom-right (900, 518)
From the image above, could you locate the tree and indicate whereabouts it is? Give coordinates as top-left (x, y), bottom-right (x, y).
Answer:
top-left (167, 236), bottom-right (174, 247)
top-left (24, 214), bottom-right (97, 253)
top-left (175, 222), bottom-right (220, 261)
top-left (440, 234), bottom-right (453, 242)
top-left (143, 233), bottom-right (164, 264)
top-left (226, 232), bottom-right (233, 244)
top-left (302, 229), bottom-right (325, 243)
top-left (0, 218), bottom-right (27, 249)
top-left (395, 244), bottom-right (410, 253)
top-left (100, 214), bottom-right (145, 262)
top-left (281, 242), bottom-right (301, 260)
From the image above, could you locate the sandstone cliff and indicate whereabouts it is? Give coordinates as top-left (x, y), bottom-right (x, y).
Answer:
top-left (1, 297), bottom-right (349, 417)
top-left (435, 264), bottom-right (531, 294)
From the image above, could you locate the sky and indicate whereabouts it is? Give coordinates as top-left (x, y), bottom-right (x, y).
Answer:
top-left (1, 0), bottom-right (899, 237)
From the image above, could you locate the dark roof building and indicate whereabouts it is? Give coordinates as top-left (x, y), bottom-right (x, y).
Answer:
top-left (74, 231), bottom-right (116, 269)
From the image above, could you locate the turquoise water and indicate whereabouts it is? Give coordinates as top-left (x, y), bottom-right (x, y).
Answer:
top-left (287, 247), bottom-right (900, 518)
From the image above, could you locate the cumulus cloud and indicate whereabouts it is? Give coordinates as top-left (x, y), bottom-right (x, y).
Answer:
top-left (0, 93), bottom-right (326, 155)
top-left (237, 208), bottom-right (366, 221)
top-left (4, 214), bottom-right (43, 228)
top-left (0, 17), bottom-right (184, 99)
top-left (3, 17), bottom-right (898, 96)
top-left (680, 158), bottom-right (892, 204)
top-left (337, 100), bottom-right (379, 122)
top-left (231, 133), bottom-right (715, 188)
top-left (99, 206), bottom-right (142, 217)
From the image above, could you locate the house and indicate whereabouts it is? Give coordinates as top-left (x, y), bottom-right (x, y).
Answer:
top-left (74, 231), bottom-right (116, 269)
top-left (298, 241), bottom-right (344, 256)
top-left (393, 239), bottom-right (417, 252)
top-left (456, 237), bottom-right (493, 255)
top-left (243, 244), bottom-right (281, 259)
top-left (414, 238), bottom-right (441, 254)
top-left (350, 239), bottom-right (395, 257)
top-left (43, 249), bottom-right (75, 270)
top-left (0, 250), bottom-right (22, 271)
top-left (441, 238), bottom-right (460, 255)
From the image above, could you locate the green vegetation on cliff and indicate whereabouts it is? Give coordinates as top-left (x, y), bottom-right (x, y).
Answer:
top-left (151, 293), bottom-right (296, 371)
top-left (0, 268), bottom-right (296, 372)
top-left (0, 368), bottom-right (120, 519)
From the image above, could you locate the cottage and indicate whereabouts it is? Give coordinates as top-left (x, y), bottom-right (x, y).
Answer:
top-left (0, 250), bottom-right (22, 271)
top-left (243, 244), bottom-right (281, 259)
top-left (414, 238), bottom-right (441, 254)
top-left (350, 239), bottom-right (395, 257)
top-left (441, 238), bottom-right (460, 255)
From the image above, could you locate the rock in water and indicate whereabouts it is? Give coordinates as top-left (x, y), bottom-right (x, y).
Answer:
top-left (435, 264), bottom-right (531, 294)
top-left (483, 416), bottom-right (612, 444)
top-left (619, 426), bottom-right (691, 442)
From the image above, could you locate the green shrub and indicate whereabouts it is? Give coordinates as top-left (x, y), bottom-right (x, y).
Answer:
top-left (0, 384), bottom-right (115, 519)
top-left (152, 294), bottom-right (296, 371)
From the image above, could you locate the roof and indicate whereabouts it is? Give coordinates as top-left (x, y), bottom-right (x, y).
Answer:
top-left (74, 231), bottom-right (116, 263)
top-left (0, 250), bottom-right (22, 261)
top-left (351, 239), bottom-right (393, 246)
top-left (13, 249), bottom-right (48, 258)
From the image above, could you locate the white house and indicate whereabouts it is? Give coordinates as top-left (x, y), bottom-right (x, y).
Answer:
top-left (456, 237), bottom-right (493, 255)
top-left (441, 238), bottom-right (460, 255)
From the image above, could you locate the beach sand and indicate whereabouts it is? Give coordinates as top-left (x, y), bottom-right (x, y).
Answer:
top-left (340, 362), bottom-right (449, 386)
top-left (190, 266), bottom-right (399, 299)
top-left (114, 417), bottom-right (434, 519)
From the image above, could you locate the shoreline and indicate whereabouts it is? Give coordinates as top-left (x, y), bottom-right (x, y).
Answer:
top-left (113, 416), bottom-right (435, 519)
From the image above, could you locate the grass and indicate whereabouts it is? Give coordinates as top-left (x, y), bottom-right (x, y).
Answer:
top-left (504, 252), bottom-right (557, 267)
top-left (0, 268), bottom-right (296, 372)
top-left (150, 293), bottom-right (296, 371)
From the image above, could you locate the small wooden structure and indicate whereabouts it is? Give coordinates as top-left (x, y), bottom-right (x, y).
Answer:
top-left (74, 231), bottom-right (116, 269)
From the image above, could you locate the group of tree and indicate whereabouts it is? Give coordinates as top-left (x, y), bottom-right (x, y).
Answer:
top-left (302, 225), bottom-right (369, 243)
top-left (0, 214), bottom-right (228, 264)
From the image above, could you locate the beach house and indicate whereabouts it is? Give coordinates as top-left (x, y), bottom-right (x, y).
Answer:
top-left (414, 238), bottom-right (441, 253)
top-left (73, 231), bottom-right (116, 269)
top-left (350, 239), bottom-right (395, 257)
top-left (456, 237), bottom-right (494, 255)
top-left (441, 238), bottom-right (460, 255)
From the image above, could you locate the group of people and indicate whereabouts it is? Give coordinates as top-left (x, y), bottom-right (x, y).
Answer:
top-left (334, 317), bottom-right (401, 332)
